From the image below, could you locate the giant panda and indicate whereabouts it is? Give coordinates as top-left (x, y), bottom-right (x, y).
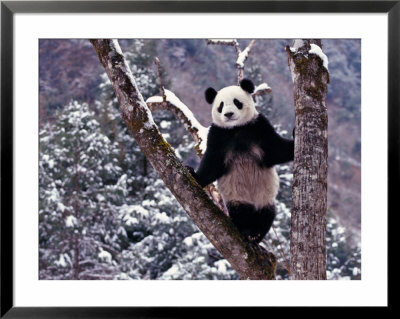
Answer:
top-left (187, 78), bottom-right (294, 243)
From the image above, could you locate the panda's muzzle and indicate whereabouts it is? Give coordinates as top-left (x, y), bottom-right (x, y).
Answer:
top-left (224, 112), bottom-right (234, 119)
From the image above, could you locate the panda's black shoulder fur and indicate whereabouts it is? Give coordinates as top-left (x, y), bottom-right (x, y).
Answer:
top-left (207, 114), bottom-right (293, 165)
top-left (192, 114), bottom-right (294, 187)
top-left (207, 113), bottom-right (273, 150)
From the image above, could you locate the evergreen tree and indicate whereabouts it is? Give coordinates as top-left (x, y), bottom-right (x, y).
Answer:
top-left (326, 213), bottom-right (361, 280)
top-left (39, 101), bottom-right (128, 279)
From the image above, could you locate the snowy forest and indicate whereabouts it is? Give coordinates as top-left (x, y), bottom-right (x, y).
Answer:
top-left (39, 39), bottom-right (361, 280)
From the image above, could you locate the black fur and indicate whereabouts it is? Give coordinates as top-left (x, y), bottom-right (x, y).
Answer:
top-left (191, 114), bottom-right (294, 188)
top-left (227, 202), bottom-right (276, 243)
top-left (217, 102), bottom-right (224, 113)
top-left (205, 87), bottom-right (217, 104)
top-left (239, 78), bottom-right (255, 94)
top-left (233, 98), bottom-right (243, 109)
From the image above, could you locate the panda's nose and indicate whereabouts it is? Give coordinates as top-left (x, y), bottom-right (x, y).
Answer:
top-left (224, 112), bottom-right (234, 118)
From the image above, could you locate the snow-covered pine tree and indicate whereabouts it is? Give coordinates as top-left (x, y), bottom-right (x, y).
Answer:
top-left (326, 211), bottom-right (361, 280)
top-left (39, 101), bottom-right (128, 279)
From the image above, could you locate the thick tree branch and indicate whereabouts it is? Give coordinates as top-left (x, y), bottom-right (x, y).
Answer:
top-left (90, 39), bottom-right (276, 279)
top-left (286, 39), bottom-right (329, 280)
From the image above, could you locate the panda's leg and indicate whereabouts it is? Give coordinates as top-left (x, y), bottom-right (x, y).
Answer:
top-left (227, 202), bottom-right (276, 243)
top-left (255, 205), bottom-right (276, 242)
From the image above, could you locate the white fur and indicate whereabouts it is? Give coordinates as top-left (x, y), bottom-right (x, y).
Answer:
top-left (217, 145), bottom-right (279, 209)
top-left (211, 86), bottom-right (258, 128)
top-left (211, 84), bottom-right (279, 210)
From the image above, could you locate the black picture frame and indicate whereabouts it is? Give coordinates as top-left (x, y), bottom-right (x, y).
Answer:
top-left (1, 1), bottom-right (396, 317)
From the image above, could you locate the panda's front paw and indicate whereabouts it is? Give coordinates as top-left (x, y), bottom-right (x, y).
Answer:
top-left (185, 165), bottom-right (198, 180)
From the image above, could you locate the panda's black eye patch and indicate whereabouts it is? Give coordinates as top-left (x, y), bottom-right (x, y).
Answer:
top-left (233, 99), bottom-right (243, 109)
top-left (217, 102), bottom-right (224, 113)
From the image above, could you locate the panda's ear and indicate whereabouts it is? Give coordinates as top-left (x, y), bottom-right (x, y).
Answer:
top-left (205, 87), bottom-right (217, 104)
top-left (240, 78), bottom-right (255, 94)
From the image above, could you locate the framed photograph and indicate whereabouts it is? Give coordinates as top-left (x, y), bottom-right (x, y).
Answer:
top-left (1, 0), bottom-right (395, 317)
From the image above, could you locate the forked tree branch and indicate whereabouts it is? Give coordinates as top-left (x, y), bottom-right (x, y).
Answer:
top-left (90, 39), bottom-right (276, 279)
top-left (207, 39), bottom-right (257, 83)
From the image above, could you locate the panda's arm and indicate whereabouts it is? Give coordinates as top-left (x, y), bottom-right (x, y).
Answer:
top-left (191, 127), bottom-right (226, 187)
top-left (269, 133), bottom-right (294, 165)
top-left (195, 151), bottom-right (226, 187)
top-left (259, 115), bottom-right (294, 165)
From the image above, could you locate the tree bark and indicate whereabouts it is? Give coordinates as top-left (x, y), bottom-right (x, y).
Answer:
top-left (285, 39), bottom-right (329, 280)
top-left (90, 39), bottom-right (277, 280)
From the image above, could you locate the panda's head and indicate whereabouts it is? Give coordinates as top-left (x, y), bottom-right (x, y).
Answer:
top-left (205, 79), bottom-right (258, 128)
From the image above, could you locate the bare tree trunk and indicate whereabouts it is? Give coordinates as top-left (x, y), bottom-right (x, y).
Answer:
top-left (285, 39), bottom-right (329, 280)
top-left (90, 39), bottom-right (276, 280)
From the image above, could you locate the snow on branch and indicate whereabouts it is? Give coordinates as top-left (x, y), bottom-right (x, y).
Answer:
top-left (287, 39), bottom-right (329, 73)
top-left (236, 39), bottom-right (256, 69)
top-left (206, 39), bottom-right (240, 55)
top-left (90, 39), bottom-right (276, 279)
top-left (253, 82), bottom-right (272, 96)
top-left (309, 43), bottom-right (329, 71)
top-left (206, 39), bottom-right (239, 45)
top-left (147, 90), bottom-right (208, 155)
